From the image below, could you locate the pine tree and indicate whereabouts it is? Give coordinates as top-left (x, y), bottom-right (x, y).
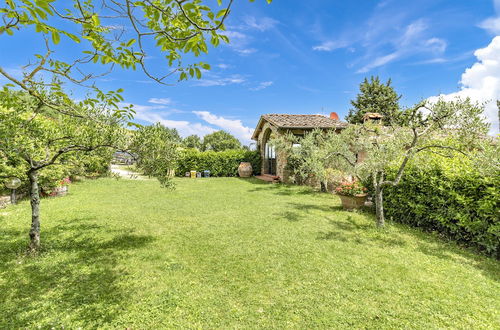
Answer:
top-left (346, 76), bottom-right (402, 125)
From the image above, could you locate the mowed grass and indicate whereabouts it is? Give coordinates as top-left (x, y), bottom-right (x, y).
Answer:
top-left (0, 178), bottom-right (499, 329)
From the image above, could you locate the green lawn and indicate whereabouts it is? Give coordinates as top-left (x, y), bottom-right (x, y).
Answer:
top-left (1, 178), bottom-right (499, 328)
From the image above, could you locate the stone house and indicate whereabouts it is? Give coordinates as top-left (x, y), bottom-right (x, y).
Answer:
top-left (251, 113), bottom-right (347, 182)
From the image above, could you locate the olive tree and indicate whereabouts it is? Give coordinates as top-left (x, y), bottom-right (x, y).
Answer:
top-left (271, 129), bottom-right (349, 192)
top-left (328, 98), bottom-right (490, 227)
top-left (0, 89), bottom-right (126, 251)
top-left (129, 123), bottom-right (179, 188)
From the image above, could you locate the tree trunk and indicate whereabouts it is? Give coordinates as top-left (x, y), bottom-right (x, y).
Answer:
top-left (320, 181), bottom-right (327, 193)
top-left (28, 169), bottom-right (41, 251)
top-left (375, 184), bottom-right (385, 227)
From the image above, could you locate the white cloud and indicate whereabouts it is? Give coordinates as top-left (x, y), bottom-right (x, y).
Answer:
top-left (148, 98), bottom-right (172, 105)
top-left (193, 74), bottom-right (246, 87)
top-left (126, 103), bottom-right (167, 112)
top-left (479, 0), bottom-right (500, 34)
top-left (193, 111), bottom-right (253, 143)
top-left (480, 17), bottom-right (500, 34)
top-left (222, 30), bottom-right (247, 40)
top-left (428, 37), bottom-right (500, 134)
top-left (220, 30), bottom-right (258, 56)
top-left (424, 38), bottom-right (447, 54)
top-left (313, 40), bottom-right (349, 52)
top-left (217, 63), bottom-right (231, 69)
top-left (312, 4), bottom-right (448, 71)
top-left (120, 102), bottom-right (215, 137)
top-left (121, 103), bottom-right (254, 142)
top-left (222, 16), bottom-right (278, 55)
top-left (249, 81), bottom-right (273, 91)
top-left (242, 16), bottom-right (279, 31)
top-left (235, 48), bottom-right (257, 55)
top-left (358, 52), bottom-right (400, 73)
top-left (358, 19), bottom-right (447, 72)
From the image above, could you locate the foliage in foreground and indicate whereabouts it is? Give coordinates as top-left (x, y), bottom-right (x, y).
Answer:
top-left (176, 149), bottom-right (260, 177)
top-left (380, 152), bottom-right (500, 256)
top-left (1, 178), bottom-right (498, 328)
top-left (0, 89), bottom-right (126, 250)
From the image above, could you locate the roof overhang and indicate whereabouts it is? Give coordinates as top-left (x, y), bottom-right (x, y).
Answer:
top-left (251, 116), bottom-right (266, 141)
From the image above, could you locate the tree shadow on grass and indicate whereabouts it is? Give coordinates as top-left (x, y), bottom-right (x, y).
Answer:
top-left (236, 177), bottom-right (270, 185)
top-left (247, 183), bottom-right (316, 196)
top-left (277, 211), bottom-right (301, 222)
top-left (0, 216), bottom-right (155, 328)
top-left (288, 202), bottom-right (500, 283)
top-left (289, 202), bottom-right (342, 213)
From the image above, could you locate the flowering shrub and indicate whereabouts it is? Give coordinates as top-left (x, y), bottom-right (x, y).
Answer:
top-left (60, 177), bottom-right (71, 186)
top-left (335, 181), bottom-right (367, 196)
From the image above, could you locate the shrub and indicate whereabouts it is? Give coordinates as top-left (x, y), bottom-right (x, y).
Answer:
top-left (335, 181), bottom-right (367, 196)
top-left (378, 154), bottom-right (499, 256)
top-left (0, 150), bottom-right (112, 196)
top-left (176, 149), bottom-right (261, 177)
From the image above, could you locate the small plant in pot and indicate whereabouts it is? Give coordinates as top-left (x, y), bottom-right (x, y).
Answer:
top-left (335, 181), bottom-right (367, 210)
top-left (42, 177), bottom-right (71, 197)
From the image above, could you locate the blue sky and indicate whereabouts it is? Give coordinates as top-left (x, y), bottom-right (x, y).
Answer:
top-left (1, 0), bottom-right (499, 143)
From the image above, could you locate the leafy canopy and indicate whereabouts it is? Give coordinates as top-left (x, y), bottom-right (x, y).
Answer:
top-left (346, 76), bottom-right (402, 125)
top-left (183, 134), bottom-right (203, 150)
top-left (130, 123), bottom-right (179, 188)
top-left (202, 130), bottom-right (241, 151)
top-left (0, 88), bottom-right (126, 175)
top-left (0, 0), bottom-right (271, 122)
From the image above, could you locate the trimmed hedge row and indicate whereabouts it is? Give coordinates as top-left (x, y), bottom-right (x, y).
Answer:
top-left (381, 157), bottom-right (499, 256)
top-left (176, 149), bottom-right (261, 177)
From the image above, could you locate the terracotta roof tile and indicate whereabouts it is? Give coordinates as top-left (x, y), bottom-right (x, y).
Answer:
top-left (262, 114), bottom-right (347, 129)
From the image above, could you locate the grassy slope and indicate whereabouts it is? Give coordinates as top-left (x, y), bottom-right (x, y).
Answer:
top-left (0, 178), bottom-right (498, 329)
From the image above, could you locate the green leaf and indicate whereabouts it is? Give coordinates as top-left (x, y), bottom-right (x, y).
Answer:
top-left (126, 39), bottom-right (136, 47)
top-left (51, 31), bottom-right (60, 44)
top-left (216, 9), bottom-right (228, 19)
top-left (6, 0), bottom-right (15, 9)
top-left (91, 14), bottom-right (100, 26)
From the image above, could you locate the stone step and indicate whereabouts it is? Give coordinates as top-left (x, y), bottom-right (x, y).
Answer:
top-left (255, 174), bottom-right (280, 183)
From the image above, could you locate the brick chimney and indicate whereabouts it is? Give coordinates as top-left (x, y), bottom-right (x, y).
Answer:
top-left (329, 112), bottom-right (339, 120)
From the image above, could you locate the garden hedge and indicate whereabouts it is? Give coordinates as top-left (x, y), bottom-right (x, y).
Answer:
top-left (380, 155), bottom-right (499, 256)
top-left (176, 149), bottom-right (261, 177)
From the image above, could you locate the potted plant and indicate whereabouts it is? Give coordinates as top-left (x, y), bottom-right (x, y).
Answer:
top-left (43, 177), bottom-right (71, 197)
top-left (335, 181), bottom-right (367, 210)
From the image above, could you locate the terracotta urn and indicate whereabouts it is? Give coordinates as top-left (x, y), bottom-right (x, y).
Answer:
top-left (238, 162), bottom-right (253, 177)
top-left (338, 194), bottom-right (366, 210)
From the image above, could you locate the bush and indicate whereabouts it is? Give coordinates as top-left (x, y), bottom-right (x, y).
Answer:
top-left (0, 150), bottom-right (112, 196)
top-left (176, 149), bottom-right (261, 177)
top-left (379, 154), bottom-right (499, 256)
